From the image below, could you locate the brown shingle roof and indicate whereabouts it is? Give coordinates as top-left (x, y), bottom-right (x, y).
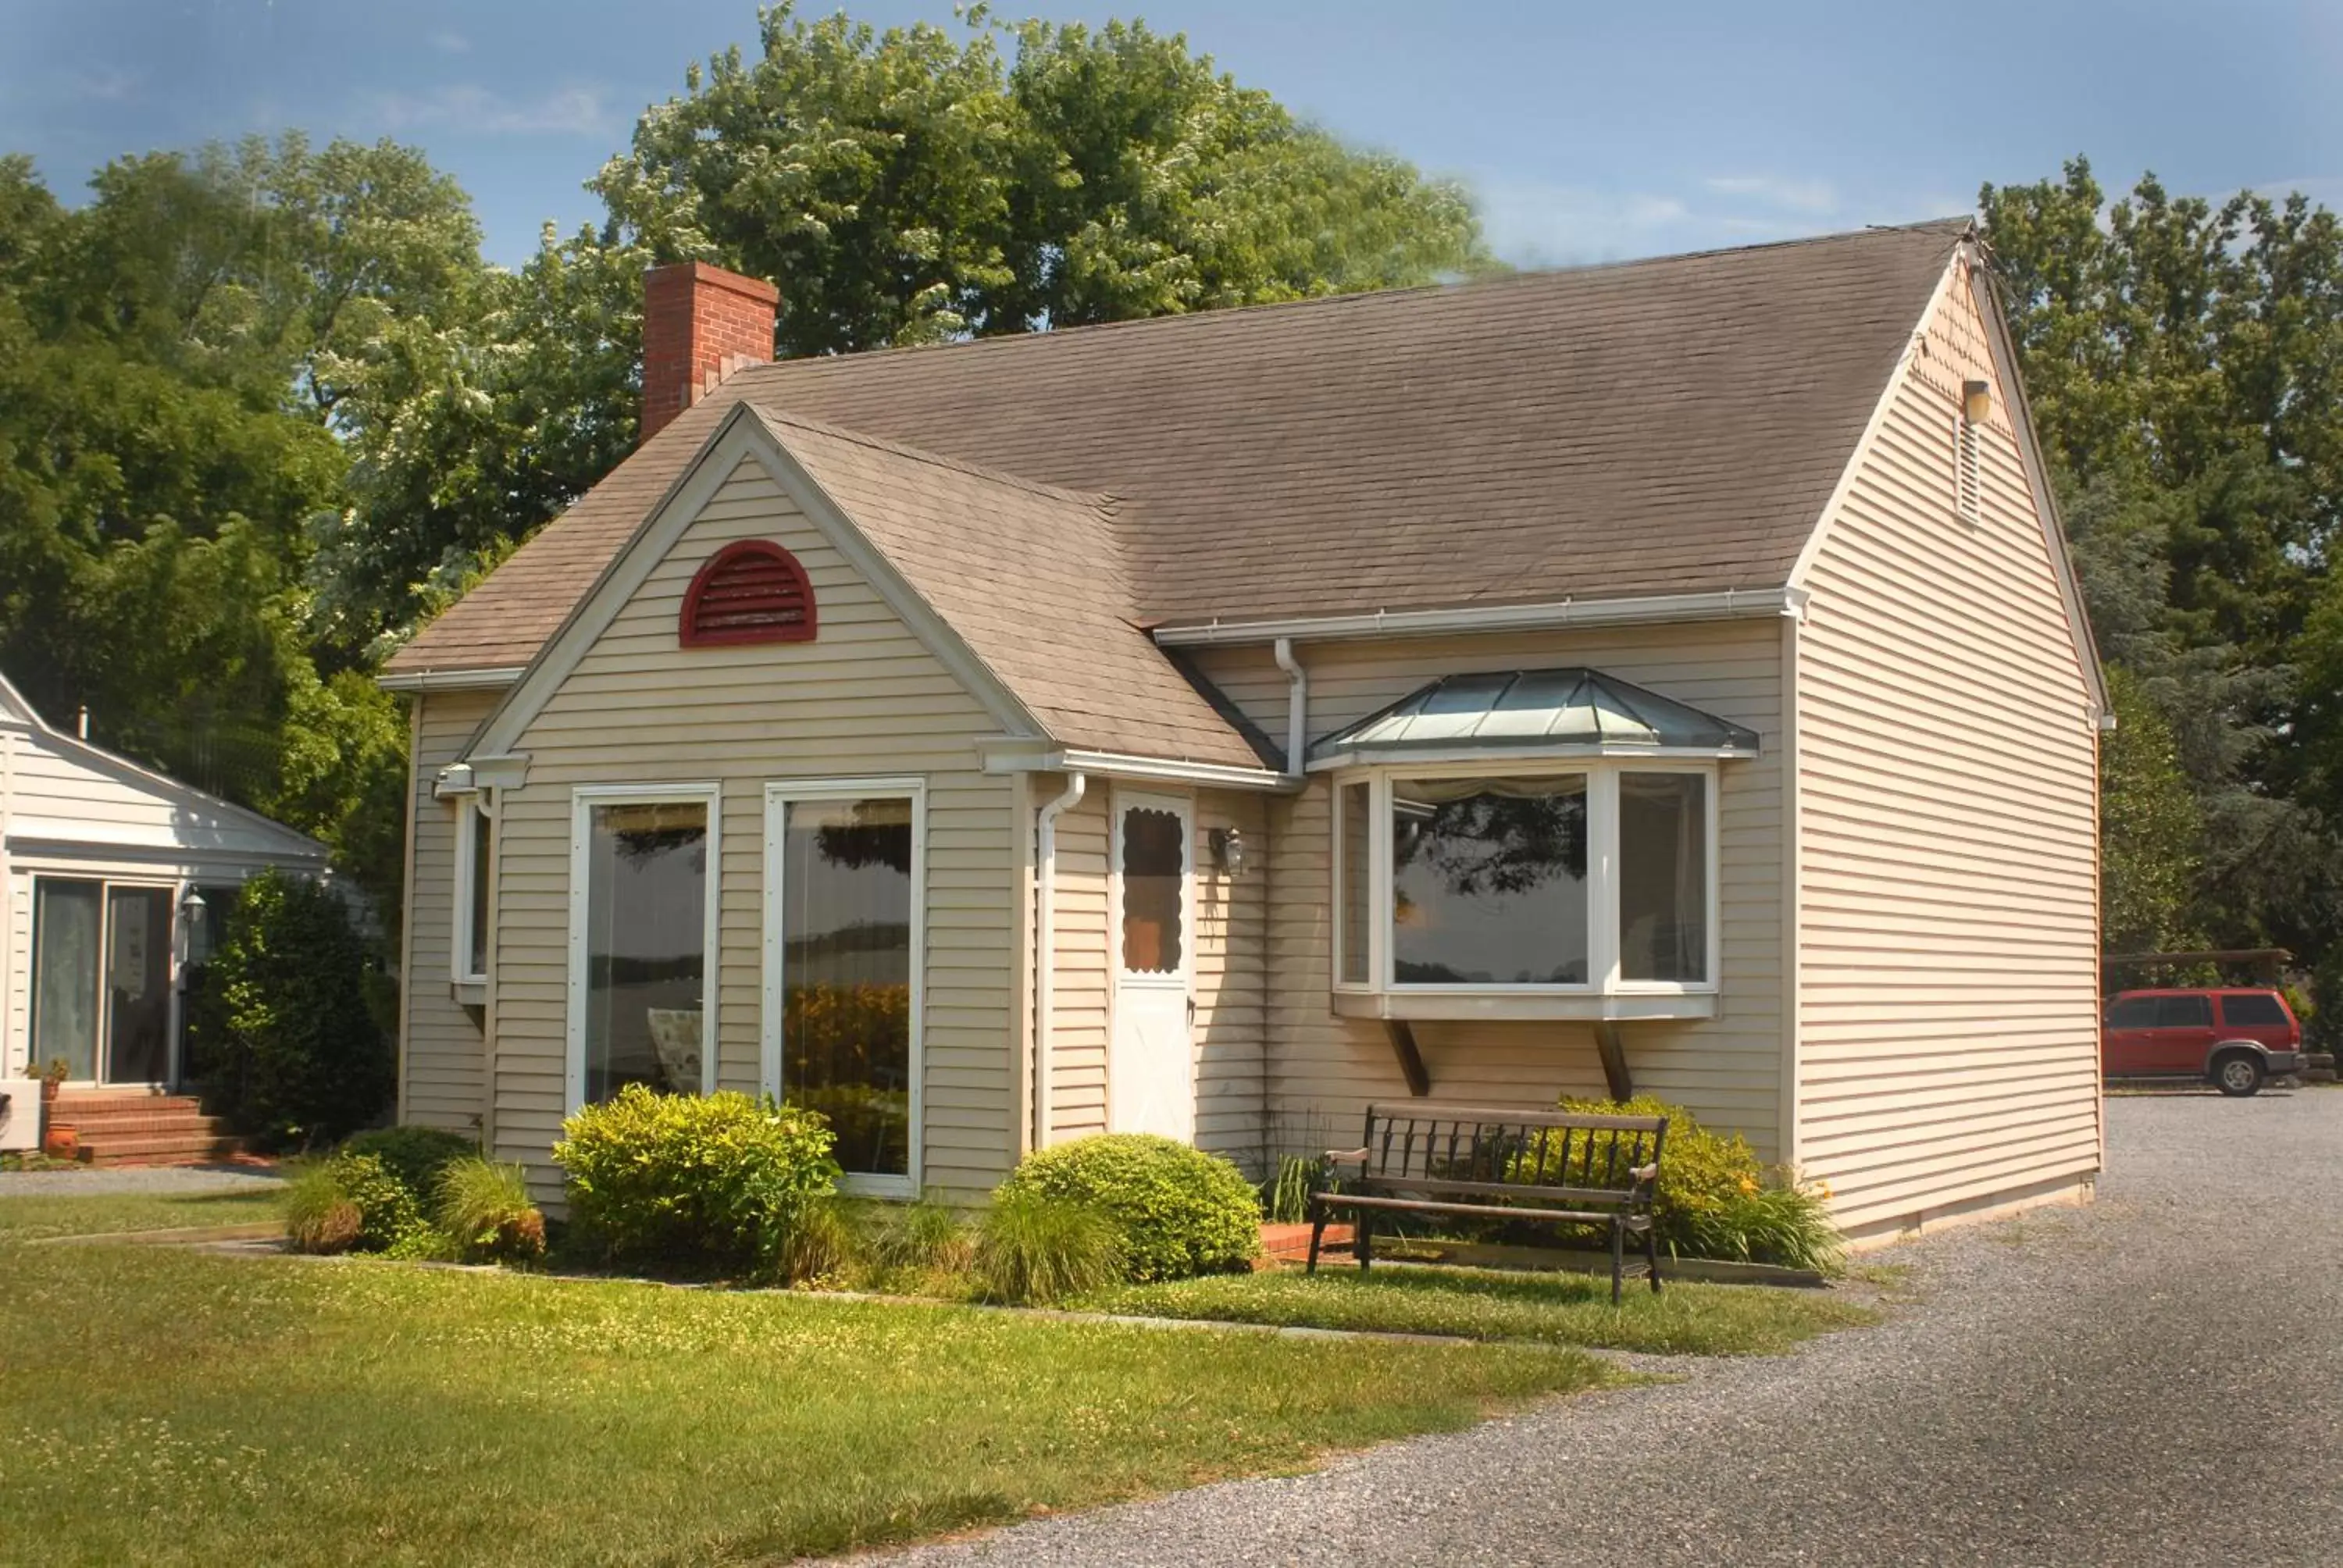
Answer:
top-left (389, 220), bottom-right (1966, 679)
top-left (759, 411), bottom-right (1272, 769)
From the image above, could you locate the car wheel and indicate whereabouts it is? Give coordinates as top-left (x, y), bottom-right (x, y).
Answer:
top-left (2213, 1053), bottom-right (2265, 1097)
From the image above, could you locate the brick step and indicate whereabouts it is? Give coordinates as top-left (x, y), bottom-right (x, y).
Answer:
top-left (51, 1094), bottom-right (206, 1117)
top-left (53, 1113), bottom-right (234, 1139)
top-left (77, 1132), bottom-right (243, 1167)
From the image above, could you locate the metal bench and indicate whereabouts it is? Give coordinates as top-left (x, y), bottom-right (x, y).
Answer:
top-left (1307, 1102), bottom-right (1670, 1304)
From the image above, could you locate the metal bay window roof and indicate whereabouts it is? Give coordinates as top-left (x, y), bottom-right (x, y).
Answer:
top-left (1307, 668), bottom-right (1760, 768)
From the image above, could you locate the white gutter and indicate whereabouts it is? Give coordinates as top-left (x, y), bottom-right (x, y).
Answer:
top-left (979, 743), bottom-right (1296, 793)
top-left (1032, 772), bottom-right (1087, 1151)
top-left (376, 665), bottom-right (526, 693)
top-left (1274, 637), bottom-right (1307, 776)
top-left (1151, 586), bottom-right (1807, 647)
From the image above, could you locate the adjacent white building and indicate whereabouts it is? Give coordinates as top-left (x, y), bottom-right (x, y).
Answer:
top-left (1, 674), bottom-right (327, 1089)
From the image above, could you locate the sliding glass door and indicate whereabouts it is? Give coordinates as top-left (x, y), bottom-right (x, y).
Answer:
top-left (32, 879), bottom-right (103, 1081)
top-left (30, 878), bottom-right (178, 1085)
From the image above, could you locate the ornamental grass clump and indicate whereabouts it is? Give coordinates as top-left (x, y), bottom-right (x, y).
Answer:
top-left (551, 1085), bottom-right (839, 1279)
top-left (995, 1134), bottom-right (1261, 1282)
top-left (974, 1194), bottom-right (1124, 1306)
top-left (281, 1151), bottom-right (429, 1255)
top-left (868, 1196), bottom-right (975, 1276)
top-left (433, 1156), bottom-right (547, 1265)
top-left (282, 1160), bottom-right (363, 1255)
top-left (1542, 1095), bottom-right (1845, 1274)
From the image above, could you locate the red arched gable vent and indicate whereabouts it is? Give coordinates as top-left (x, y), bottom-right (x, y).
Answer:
top-left (679, 540), bottom-right (818, 647)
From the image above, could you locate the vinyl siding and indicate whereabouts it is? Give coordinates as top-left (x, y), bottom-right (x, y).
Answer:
top-left (1186, 621), bottom-right (1788, 1160)
top-left (1793, 258), bottom-right (2102, 1235)
top-left (1193, 789), bottom-right (1269, 1164)
top-left (1045, 787), bottom-right (1109, 1142)
top-left (491, 456), bottom-right (1018, 1202)
top-left (400, 689), bottom-right (498, 1135)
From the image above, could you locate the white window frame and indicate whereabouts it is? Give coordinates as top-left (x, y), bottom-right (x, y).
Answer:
top-left (451, 793), bottom-right (492, 989)
top-left (565, 782), bottom-right (722, 1114)
top-left (1330, 760), bottom-right (1722, 1019)
top-left (761, 776), bottom-right (925, 1199)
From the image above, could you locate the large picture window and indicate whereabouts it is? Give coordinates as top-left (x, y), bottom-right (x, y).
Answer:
top-left (1332, 764), bottom-right (1719, 1010)
top-left (567, 786), bottom-right (719, 1109)
top-left (765, 780), bottom-right (924, 1196)
top-left (1391, 775), bottom-right (1587, 984)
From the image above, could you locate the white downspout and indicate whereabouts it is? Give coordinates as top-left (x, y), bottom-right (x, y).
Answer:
top-left (1274, 637), bottom-right (1307, 776)
top-left (1033, 772), bottom-right (1087, 1151)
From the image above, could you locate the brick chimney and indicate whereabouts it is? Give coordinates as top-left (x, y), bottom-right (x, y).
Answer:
top-left (640, 262), bottom-right (780, 443)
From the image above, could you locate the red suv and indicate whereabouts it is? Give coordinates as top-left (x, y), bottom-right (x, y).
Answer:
top-left (2101, 988), bottom-right (2303, 1096)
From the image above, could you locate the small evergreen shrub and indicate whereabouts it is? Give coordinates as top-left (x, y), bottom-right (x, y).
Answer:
top-left (343, 1126), bottom-right (476, 1201)
top-left (996, 1134), bottom-right (1261, 1282)
top-left (330, 1152), bottom-right (426, 1252)
top-left (283, 1160), bottom-right (362, 1254)
top-left (551, 1085), bottom-right (840, 1278)
top-left (433, 1156), bottom-right (547, 1265)
top-left (975, 1194), bottom-right (1124, 1305)
top-left (204, 870), bottom-right (394, 1148)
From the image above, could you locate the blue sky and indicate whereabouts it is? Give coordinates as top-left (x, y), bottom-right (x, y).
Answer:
top-left (4, 0), bottom-right (2338, 269)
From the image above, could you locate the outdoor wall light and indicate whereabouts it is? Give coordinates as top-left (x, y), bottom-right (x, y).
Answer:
top-left (1209, 826), bottom-right (1249, 878)
top-left (1962, 379), bottom-right (1992, 424)
top-left (179, 886), bottom-right (211, 965)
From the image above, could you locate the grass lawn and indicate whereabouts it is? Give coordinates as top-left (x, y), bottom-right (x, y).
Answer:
top-left (0, 1187), bottom-right (285, 1241)
top-left (0, 1220), bottom-right (1616, 1567)
top-left (1089, 1263), bottom-right (1878, 1356)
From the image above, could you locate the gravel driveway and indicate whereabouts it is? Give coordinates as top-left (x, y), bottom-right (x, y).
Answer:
top-left (879, 1090), bottom-right (2343, 1567)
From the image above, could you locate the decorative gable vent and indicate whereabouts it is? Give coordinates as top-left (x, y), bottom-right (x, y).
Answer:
top-left (1955, 414), bottom-right (1982, 526)
top-left (679, 540), bottom-right (818, 647)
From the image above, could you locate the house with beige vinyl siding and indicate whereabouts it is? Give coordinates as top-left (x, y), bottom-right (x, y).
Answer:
top-left (381, 225), bottom-right (2106, 1241)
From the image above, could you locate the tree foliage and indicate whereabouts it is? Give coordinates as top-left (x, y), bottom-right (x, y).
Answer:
top-left (1982, 159), bottom-right (2343, 957)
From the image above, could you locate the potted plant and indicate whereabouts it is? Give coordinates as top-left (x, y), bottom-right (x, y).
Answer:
top-left (33, 1059), bottom-right (75, 1161)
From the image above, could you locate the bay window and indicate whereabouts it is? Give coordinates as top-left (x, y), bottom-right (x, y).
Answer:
top-left (1332, 764), bottom-right (1721, 1017)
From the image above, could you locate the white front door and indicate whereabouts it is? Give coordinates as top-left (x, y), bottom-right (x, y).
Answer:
top-left (1109, 791), bottom-right (1194, 1142)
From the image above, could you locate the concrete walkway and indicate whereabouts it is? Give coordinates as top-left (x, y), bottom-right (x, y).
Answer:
top-left (0, 1164), bottom-right (280, 1196)
top-left (879, 1091), bottom-right (2343, 1567)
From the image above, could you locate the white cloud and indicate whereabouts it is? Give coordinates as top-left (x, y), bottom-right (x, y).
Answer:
top-left (1475, 179), bottom-right (1703, 266)
top-left (1703, 174), bottom-right (1841, 216)
top-left (67, 66), bottom-right (140, 102)
top-left (366, 84), bottom-right (612, 137)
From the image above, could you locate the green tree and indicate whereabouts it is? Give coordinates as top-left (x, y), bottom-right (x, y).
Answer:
top-left (1982, 159), bottom-right (2343, 956)
top-left (2099, 665), bottom-right (2202, 953)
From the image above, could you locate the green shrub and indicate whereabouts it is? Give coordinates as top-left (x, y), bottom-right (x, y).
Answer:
top-left (869, 1197), bottom-right (975, 1276)
top-left (551, 1085), bottom-right (840, 1278)
top-left (330, 1152), bottom-right (426, 1252)
top-left (1533, 1095), bottom-right (1846, 1272)
top-left (433, 1156), bottom-right (547, 1265)
top-left (203, 871), bottom-right (394, 1149)
top-left (975, 1194), bottom-right (1125, 1305)
top-left (282, 1160), bottom-right (362, 1255)
top-left (343, 1126), bottom-right (476, 1200)
top-left (997, 1134), bottom-right (1261, 1282)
